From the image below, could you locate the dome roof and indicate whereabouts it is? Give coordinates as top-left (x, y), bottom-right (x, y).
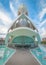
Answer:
top-left (18, 4), bottom-right (28, 15)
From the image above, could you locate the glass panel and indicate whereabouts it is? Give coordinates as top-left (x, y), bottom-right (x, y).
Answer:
top-left (12, 36), bottom-right (34, 45)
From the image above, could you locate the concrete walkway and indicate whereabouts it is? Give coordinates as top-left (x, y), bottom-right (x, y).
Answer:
top-left (5, 48), bottom-right (40, 65)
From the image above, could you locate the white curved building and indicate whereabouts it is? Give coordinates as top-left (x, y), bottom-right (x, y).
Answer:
top-left (5, 4), bottom-right (41, 47)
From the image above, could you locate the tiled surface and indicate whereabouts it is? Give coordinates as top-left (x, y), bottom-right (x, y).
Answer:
top-left (0, 47), bottom-right (15, 65)
top-left (6, 48), bottom-right (40, 65)
top-left (31, 47), bottom-right (46, 65)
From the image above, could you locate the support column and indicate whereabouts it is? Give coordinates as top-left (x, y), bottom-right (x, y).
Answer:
top-left (5, 33), bottom-right (10, 47)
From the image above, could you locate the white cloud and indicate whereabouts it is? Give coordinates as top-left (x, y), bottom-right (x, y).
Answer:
top-left (39, 8), bottom-right (46, 21)
top-left (38, 7), bottom-right (46, 28)
top-left (0, 25), bottom-right (8, 33)
top-left (40, 0), bottom-right (46, 8)
top-left (10, 0), bottom-right (20, 17)
top-left (39, 19), bottom-right (46, 27)
top-left (39, 0), bottom-right (46, 22)
top-left (0, 3), bottom-right (12, 36)
top-left (10, 2), bottom-right (17, 17)
top-left (0, 2), bottom-right (18, 38)
top-left (0, 10), bottom-right (13, 36)
top-left (0, 11), bottom-right (12, 26)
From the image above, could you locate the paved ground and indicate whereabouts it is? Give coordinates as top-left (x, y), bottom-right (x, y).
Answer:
top-left (5, 47), bottom-right (40, 65)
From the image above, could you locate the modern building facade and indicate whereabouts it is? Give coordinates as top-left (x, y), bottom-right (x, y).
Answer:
top-left (5, 4), bottom-right (41, 47)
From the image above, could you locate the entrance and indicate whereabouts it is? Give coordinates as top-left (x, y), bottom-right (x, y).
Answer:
top-left (12, 36), bottom-right (35, 46)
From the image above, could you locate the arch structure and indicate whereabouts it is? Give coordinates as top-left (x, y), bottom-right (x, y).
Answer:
top-left (5, 27), bottom-right (41, 47)
top-left (5, 5), bottom-right (41, 47)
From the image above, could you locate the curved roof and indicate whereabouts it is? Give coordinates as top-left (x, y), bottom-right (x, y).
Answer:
top-left (8, 4), bottom-right (38, 32)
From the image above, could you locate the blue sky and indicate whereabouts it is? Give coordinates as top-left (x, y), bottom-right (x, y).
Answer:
top-left (0, 0), bottom-right (46, 38)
